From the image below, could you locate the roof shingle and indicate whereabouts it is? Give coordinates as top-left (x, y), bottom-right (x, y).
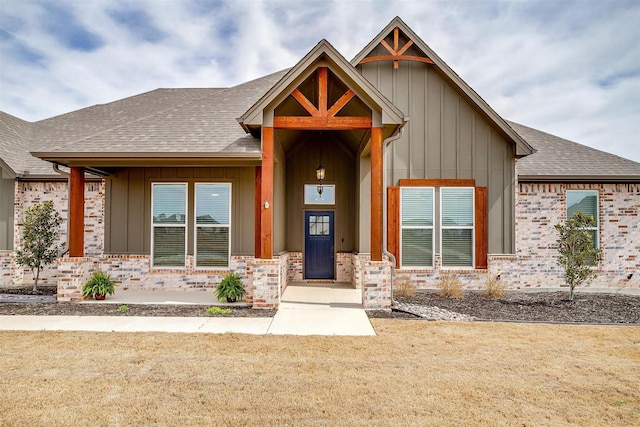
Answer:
top-left (509, 121), bottom-right (640, 181)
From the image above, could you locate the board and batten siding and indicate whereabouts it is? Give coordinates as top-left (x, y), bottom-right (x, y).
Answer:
top-left (358, 60), bottom-right (516, 254)
top-left (0, 168), bottom-right (14, 250)
top-left (285, 134), bottom-right (357, 253)
top-left (105, 167), bottom-right (255, 256)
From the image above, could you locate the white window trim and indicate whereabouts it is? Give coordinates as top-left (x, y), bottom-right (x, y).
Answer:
top-left (399, 187), bottom-right (435, 269)
top-left (151, 182), bottom-right (188, 269)
top-left (439, 187), bottom-right (475, 269)
top-left (194, 182), bottom-right (232, 269)
top-left (566, 189), bottom-right (599, 248)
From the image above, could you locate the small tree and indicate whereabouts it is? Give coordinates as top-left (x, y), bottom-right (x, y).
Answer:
top-left (15, 201), bottom-right (63, 291)
top-left (555, 211), bottom-right (602, 300)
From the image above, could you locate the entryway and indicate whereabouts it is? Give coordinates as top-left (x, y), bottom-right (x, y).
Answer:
top-left (268, 282), bottom-right (375, 336)
top-left (304, 211), bottom-right (335, 279)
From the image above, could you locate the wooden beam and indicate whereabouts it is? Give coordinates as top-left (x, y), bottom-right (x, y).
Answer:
top-left (371, 127), bottom-right (383, 261)
top-left (380, 39), bottom-right (395, 55)
top-left (475, 187), bottom-right (488, 269)
top-left (260, 128), bottom-right (274, 259)
top-left (358, 55), bottom-right (435, 65)
top-left (393, 27), bottom-right (399, 52)
top-left (291, 89), bottom-right (320, 117)
top-left (273, 116), bottom-right (372, 130)
top-left (398, 178), bottom-right (476, 187)
top-left (327, 89), bottom-right (355, 117)
top-left (318, 67), bottom-right (328, 116)
top-left (254, 166), bottom-right (262, 259)
top-left (387, 186), bottom-right (400, 268)
top-left (397, 39), bottom-right (414, 55)
top-left (69, 167), bottom-right (84, 257)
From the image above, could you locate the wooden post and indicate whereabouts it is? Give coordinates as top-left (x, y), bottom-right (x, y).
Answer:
top-left (475, 187), bottom-right (488, 269)
top-left (69, 167), bottom-right (84, 257)
top-left (371, 127), bottom-right (383, 261)
top-left (254, 166), bottom-right (262, 259)
top-left (387, 186), bottom-right (400, 268)
top-left (261, 127), bottom-right (274, 259)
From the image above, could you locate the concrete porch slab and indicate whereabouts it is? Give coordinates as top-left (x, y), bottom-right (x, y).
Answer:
top-left (269, 282), bottom-right (375, 336)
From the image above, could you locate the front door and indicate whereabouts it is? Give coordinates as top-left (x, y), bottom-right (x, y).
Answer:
top-left (304, 211), bottom-right (335, 279)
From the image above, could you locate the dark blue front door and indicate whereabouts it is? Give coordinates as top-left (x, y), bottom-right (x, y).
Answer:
top-left (304, 211), bottom-right (334, 279)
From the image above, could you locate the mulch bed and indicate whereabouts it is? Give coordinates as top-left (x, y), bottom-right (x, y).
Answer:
top-left (1, 285), bottom-right (638, 324)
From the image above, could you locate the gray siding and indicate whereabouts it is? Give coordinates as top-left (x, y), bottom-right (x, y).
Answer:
top-left (274, 139), bottom-right (286, 254)
top-left (285, 134), bottom-right (356, 252)
top-left (105, 167), bottom-right (255, 255)
top-left (0, 169), bottom-right (14, 250)
top-left (359, 61), bottom-right (516, 254)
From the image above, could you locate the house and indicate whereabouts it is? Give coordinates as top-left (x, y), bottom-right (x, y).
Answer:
top-left (1, 17), bottom-right (639, 309)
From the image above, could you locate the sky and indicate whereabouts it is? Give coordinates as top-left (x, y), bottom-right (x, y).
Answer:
top-left (1, 0), bottom-right (639, 162)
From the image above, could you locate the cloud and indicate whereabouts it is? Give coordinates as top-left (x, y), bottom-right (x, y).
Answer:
top-left (0, 0), bottom-right (638, 161)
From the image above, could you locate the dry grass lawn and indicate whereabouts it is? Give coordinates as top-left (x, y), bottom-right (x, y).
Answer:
top-left (1, 320), bottom-right (638, 426)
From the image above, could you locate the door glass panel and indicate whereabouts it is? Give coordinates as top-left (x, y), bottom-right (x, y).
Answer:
top-left (322, 216), bottom-right (330, 235)
top-left (308, 215), bottom-right (332, 236)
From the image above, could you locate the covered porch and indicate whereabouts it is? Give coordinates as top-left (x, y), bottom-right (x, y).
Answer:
top-left (39, 41), bottom-right (406, 310)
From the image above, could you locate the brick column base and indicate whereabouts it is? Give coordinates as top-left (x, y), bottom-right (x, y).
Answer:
top-left (358, 255), bottom-right (393, 310)
top-left (251, 258), bottom-right (281, 309)
top-left (57, 257), bottom-right (95, 302)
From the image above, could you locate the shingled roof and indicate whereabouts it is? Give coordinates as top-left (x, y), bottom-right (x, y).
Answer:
top-left (509, 121), bottom-right (640, 182)
top-left (1, 55), bottom-right (638, 182)
top-left (0, 70), bottom-right (289, 176)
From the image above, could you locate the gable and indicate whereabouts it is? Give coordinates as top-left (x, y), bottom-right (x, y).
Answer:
top-left (353, 17), bottom-right (534, 157)
top-left (239, 39), bottom-right (407, 144)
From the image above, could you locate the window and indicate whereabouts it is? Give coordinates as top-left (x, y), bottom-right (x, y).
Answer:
top-left (440, 188), bottom-right (474, 267)
top-left (304, 184), bottom-right (335, 205)
top-left (309, 215), bottom-right (330, 236)
top-left (151, 182), bottom-right (232, 269)
top-left (195, 183), bottom-right (231, 268)
top-left (397, 186), bottom-right (476, 269)
top-left (567, 190), bottom-right (599, 249)
top-left (151, 183), bottom-right (187, 267)
top-left (400, 187), bottom-right (434, 267)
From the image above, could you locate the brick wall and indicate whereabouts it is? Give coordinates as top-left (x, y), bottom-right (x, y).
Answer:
top-left (10, 180), bottom-right (104, 287)
top-left (394, 183), bottom-right (640, 291)
top-left (515, 182), bottom-right (640, 289)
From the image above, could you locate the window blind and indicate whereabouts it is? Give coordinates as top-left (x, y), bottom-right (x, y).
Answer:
top-left (151, 183), bottom-right (187, 267)
top-left (441, 187), bottom-right (473, 267)
top-left (400, 187), bottom-right (434, 267)
top-left (195, 183), bottom-right (230, 267)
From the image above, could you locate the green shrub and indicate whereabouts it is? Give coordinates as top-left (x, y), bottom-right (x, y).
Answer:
top-left (15, 201), bottom-right (63, 291)
top-left (215, 272), bottom-right (246, 302)
top-left (555, 211), bottom-right (603, 300)
top-left (82, 271), bottom-right (116, 299)
top-left (207, 306), bottom-right (233, 315)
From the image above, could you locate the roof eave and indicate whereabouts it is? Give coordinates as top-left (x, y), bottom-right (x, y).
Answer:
top-left (518, 174), bottom-right (640, 183)
top-left (31, 151), bottom-right (263, 169)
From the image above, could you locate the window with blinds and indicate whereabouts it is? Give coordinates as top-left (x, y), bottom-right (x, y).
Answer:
top-left (441, 187), bottom-right (474, 267)
top-left (400, 187), bottom-right (434, 267)
top-left (567, 190), bottom-right (599, 249)
top-left (151, 183), bottom-right (187, 267)
top-left (195, 183), bottom-right (231, 268)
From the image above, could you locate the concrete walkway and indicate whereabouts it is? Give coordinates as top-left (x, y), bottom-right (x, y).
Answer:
top-left (0, 282), bottom-right (375, 336)
top-left (268, 282), bottom-right (375, 336)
